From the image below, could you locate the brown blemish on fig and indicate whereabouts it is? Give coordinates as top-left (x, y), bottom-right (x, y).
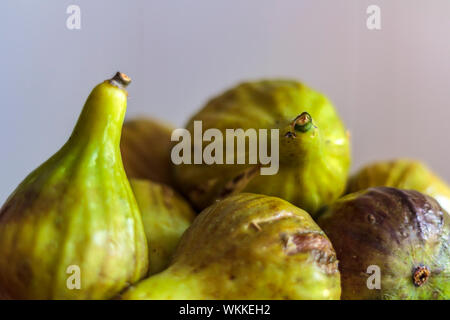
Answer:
top-left (232, 172), bottom-right (246, 184)
top-left (219, 166), bottom-right (259, 198)
top-left (0, 188), bottom-right (43, 223)
top-left (388, 188), bottom-right (444, 243)
top-left (412, 265), bottom-right (430, 287)
top-left (0, 202), bottom-right (11, 219)
top-left (189, 178), bottom-right (218, 206)
top-left (16, 260), bottom-right (32, 287)
top-left (160, 184), bottom-right (176, 210)
top-left (283, 232), bottom-right (330, 254)
top-left (284, 131), bottom-right (296, 139)
top-left (281, 232), bottom-right (338, 275)
top-left (250, 221), bottom-right (262, 231)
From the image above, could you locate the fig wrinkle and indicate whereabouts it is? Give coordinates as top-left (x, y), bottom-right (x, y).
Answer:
top-left (251, 210), bottom-right (296, 227)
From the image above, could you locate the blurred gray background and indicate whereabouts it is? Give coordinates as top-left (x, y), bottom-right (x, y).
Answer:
top-left (1, 0), bottom-right (450, 203)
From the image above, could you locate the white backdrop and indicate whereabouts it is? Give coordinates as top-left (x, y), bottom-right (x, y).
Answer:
top-left (1, 0), bottom-right (450, 202)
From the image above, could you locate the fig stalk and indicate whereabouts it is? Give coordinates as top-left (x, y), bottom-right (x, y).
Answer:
top-left (293, 112), bottom-right (314, 133)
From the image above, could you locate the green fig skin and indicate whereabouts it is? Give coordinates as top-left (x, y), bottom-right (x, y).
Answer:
top-left (348, 159), bottom-right (450, 214)
top-left (318, 187), bottom-right (450, 300)
top-left (130, 179), bottom-right (196, 275)
top-left (121, 118), bottom-right (175, 187)
top-left (173, 80), bottom-right (351, 216)
top-left (0, 73), bottom-right (149, 299)
top-left (122, 193), bottom-right (341, 300)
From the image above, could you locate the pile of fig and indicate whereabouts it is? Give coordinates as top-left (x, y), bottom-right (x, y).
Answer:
top-left (0, 73), bottom-right (448, 300)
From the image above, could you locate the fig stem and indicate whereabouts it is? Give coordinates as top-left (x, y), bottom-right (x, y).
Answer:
top-left (109, 72), bottom-right (131, 89)
top-left (412, 265), bottom-right (430, 287)
top-left (293, 112), bottom-right (313, 133)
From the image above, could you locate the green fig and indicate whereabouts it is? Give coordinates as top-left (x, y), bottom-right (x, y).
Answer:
top-left (130, 179), bottom-right (196, 275)
top-left (121, 118), bottom-right (175, 186)
top-left (172, 80), bottom-right (350, 215)
top-left (0, 72), bottom-right (148, 299)
top-left (317, 187), bottom-right (449, 300)
top-left (348, 159), bottom-right (450, 214)
top-left (122, 193), bottom-right (341, 300)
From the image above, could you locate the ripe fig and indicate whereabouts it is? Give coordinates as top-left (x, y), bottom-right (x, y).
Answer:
top-left (130, 179), bottom-right (196, 275)
top-left (317, 187), bottom-right (449, 300)
top-left (121, 118), bottom-right (174, 186)
top-left (0, 72), bottom-right (148, 299)
top-left (348, 159), bottom-right (450, 214)
top-left (121, 193), bottom-right (341, 300)
top-left (172, 80), bottom-right (350, 215)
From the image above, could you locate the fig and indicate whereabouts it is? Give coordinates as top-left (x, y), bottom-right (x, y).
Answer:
top-left (130, 178), bottom-right (196, 275)
top-left (317, 187), bottom-right (449, 300)
top-left (172, 80), bottom-right (350, 215)
top-left (121, 193), bottom-right (341, 300)
top-left (0, 72), bottom-right (148, 299)
top-left (120, 117), bottom-right (174, 186)
top-left (348, 159), bottom-right (450, 214)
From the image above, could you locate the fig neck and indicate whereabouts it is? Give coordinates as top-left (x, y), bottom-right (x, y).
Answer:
top-left (279, 114), bottom-right (323, 166)
top-left (66, 81), bottom-right (128, 153)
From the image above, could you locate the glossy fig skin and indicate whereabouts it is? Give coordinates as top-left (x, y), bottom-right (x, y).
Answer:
top-left (0, 73), bottom-right (149, 299)
top-left (348, 159), bottom-right (450, 214)
top-left (121, 118), bottom-right (175, 186)
top-left (130, 179), bottom-right (196, 275)
top-left (318, 187), bottom-right (450, 300)
top-left (173, 80), bottom-right (350, 215)
top-left (122, 193), bottom-right (341, 300)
